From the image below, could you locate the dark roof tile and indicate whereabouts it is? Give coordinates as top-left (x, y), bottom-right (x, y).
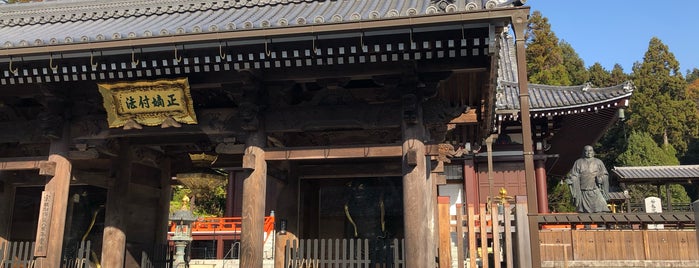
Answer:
top-left (0, 0), bottom-right (523, 48)
top-left (495, 31), bottom-right (634, 116)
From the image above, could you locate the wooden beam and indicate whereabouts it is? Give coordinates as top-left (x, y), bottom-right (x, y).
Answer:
top-left (265, 145), bottom-right (402, 160)
top-left (265, 144), bottom-right (445, 161)
top-left (448, 109), bottom-right (478, 124)
top-left (0, 160), bottom-right (50, 171)
top-left (297, 162), bottom-right (402, 179)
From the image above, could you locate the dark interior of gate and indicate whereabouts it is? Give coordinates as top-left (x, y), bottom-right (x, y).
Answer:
top-left (0, 12), bottom-right (502, 263)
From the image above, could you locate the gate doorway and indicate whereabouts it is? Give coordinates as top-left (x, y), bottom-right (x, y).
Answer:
top-left (298, 176), bottom-right (404, 265)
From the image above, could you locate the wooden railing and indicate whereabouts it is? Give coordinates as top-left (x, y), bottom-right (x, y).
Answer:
top-left (141, 244), bottom-right (173, 268)
top-left (282, 238), bottom-right (405, 268)
top-left (540, 229), bottom-right (699, 262)
top-left (169, 215), bottom-right (275, 237)
top-left (0, 240), bottom-right (91, 268)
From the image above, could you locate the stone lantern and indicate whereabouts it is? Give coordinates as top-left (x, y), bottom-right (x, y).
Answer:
top-left (170, 196), bottom-right (198, 267)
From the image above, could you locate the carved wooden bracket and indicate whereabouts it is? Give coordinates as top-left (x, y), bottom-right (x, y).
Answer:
top-left (436, 143), bottom-right (464, 163)
top-left (38, 161), bottom-right (56, 176)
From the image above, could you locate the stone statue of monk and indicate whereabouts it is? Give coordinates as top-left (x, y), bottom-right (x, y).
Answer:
top-left (566, 145), bottom-right (610, 213)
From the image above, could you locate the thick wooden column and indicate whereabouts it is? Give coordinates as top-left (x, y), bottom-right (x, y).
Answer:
top-left (225, 171), bottom-right (244, 217)
top-left (101, 140), bottom-right (132, 268)
top-left (240, 130), bottom-right (267, 268)
top-left (34, 154), bottom-right (72, 268)
top-left (155, 158), bottom-right (172, 244)
top-left (402, 95), bottom-right (434, 268)
top-left (0, 180), bottom-right (14, 244)
top-left (512, 10), bottom-right (542, 268)
top-left (463, 159), bottom-right (479, 208)
top-left (34, 123), bottom-right (72, 268)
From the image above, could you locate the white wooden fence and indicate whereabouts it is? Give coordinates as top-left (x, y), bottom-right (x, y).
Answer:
top-left (283, 238), bottom-right (405, 268)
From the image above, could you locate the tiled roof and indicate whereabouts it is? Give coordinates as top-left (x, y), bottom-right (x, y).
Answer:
top-left (496, 28), bottom-right (517, 82)
top-left (0, 0), bottom-right (523, 49)
top-left (612, 165), bottom-right (699, 183)
top-left (496, 81), bottom-right (634, 114)
top-left (494, 31), bottom-right (634, 116)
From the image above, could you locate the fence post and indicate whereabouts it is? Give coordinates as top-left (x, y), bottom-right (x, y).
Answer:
top-left (491, 203), bottom-right (501, 268)
top-left (479, 204), bottom-right (488, 268)
top-left (275, 232), bottom-right (297, 268)
top-left (455, 204), bottom-right (464, 268)
top-left (694, 200), bottom-right (699, 256)
top-left (515, 196), bottom-right (533, 266)
top-left (467, 204), bottom-right (477, 268)
top-left (504, 203), bottom-right (513, 268)
top-left (437, 196), bottom-right (451, 268)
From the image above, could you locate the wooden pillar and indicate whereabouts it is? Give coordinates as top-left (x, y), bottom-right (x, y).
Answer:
top-left (693, 200), bottom-right (699, 252)
top-left (485, 134), bottom-right (497, 202)
top-left (225, 171), bottom-right (245, 217)
top-left (463, 159), bottom-right (479, 209)
top-left (216, 235), bottom-right (224, 259)
top-left (511, 10), bottom-right (542, 268)
top-left (33, 154), bottom-right (72, 268)
top-left (34, 123), bottom-right (72, 268)
top-left (402, 94), bottom-right (434, 268)
top-left (155, 158), bottom-right (172, 244)
top-left (666, 183), bottom-right (673, 212)
top-left (0, 180), bottom-right (14, 244)
top-left (535, 159), bottom-right (549, 213)
top-left (225, 171), bottom-right (236, 217)
top-left (101, 139), bottom-right (132, 268)
top-left (240, 129), bottom-right (267, 268)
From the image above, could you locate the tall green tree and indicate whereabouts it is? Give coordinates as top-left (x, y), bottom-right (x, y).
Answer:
top-left (616, 131), bottom-right (690, 205)
top-left (588, 62), bottom-right (611, 87)
top-left (686, 68), bottom-right (699, 84)
top-left (632, 37), bottom-right (687, 99)
top-left (628, 37), bottom-right (698, 153)
top-left (560, 40), bottom-right (589, 85)
top-left (525, 11), bottom-right (570, 85)
top-left (609, 64), bottom-right (629, 86)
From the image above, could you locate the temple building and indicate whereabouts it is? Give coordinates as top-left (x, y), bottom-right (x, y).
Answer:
top-left (0, 0), bottom-right (649, 267)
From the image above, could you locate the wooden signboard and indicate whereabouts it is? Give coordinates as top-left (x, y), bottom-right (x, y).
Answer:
top-left (34, 190), bottom-right (53, 256)
top-left (98, 78), bottom-right (197, 128)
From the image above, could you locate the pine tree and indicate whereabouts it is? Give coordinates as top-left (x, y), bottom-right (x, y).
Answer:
top-left (525, 11), bottom-right (571, 85)
top-left (632, 37), bottom-right (686, 99)
top-left (588, 62), bottom-right (611, 87)
top-left (628, 37), bottom-right (698, 153)
top-left (609, 64), bottom-right (629, 86)
top-left (687, 68), bottom-right (699, 84)
top-left (560, 40), bottom-right (589, 85)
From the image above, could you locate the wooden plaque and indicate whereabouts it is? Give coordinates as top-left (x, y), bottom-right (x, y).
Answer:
top-left (98, 78), bottom-right (197, 128)
top-left (34, 191), bottom-right (54, 256)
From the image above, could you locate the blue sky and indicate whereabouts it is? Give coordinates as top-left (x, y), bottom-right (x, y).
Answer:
top-left (528, 1), bottom-right (698, 75)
